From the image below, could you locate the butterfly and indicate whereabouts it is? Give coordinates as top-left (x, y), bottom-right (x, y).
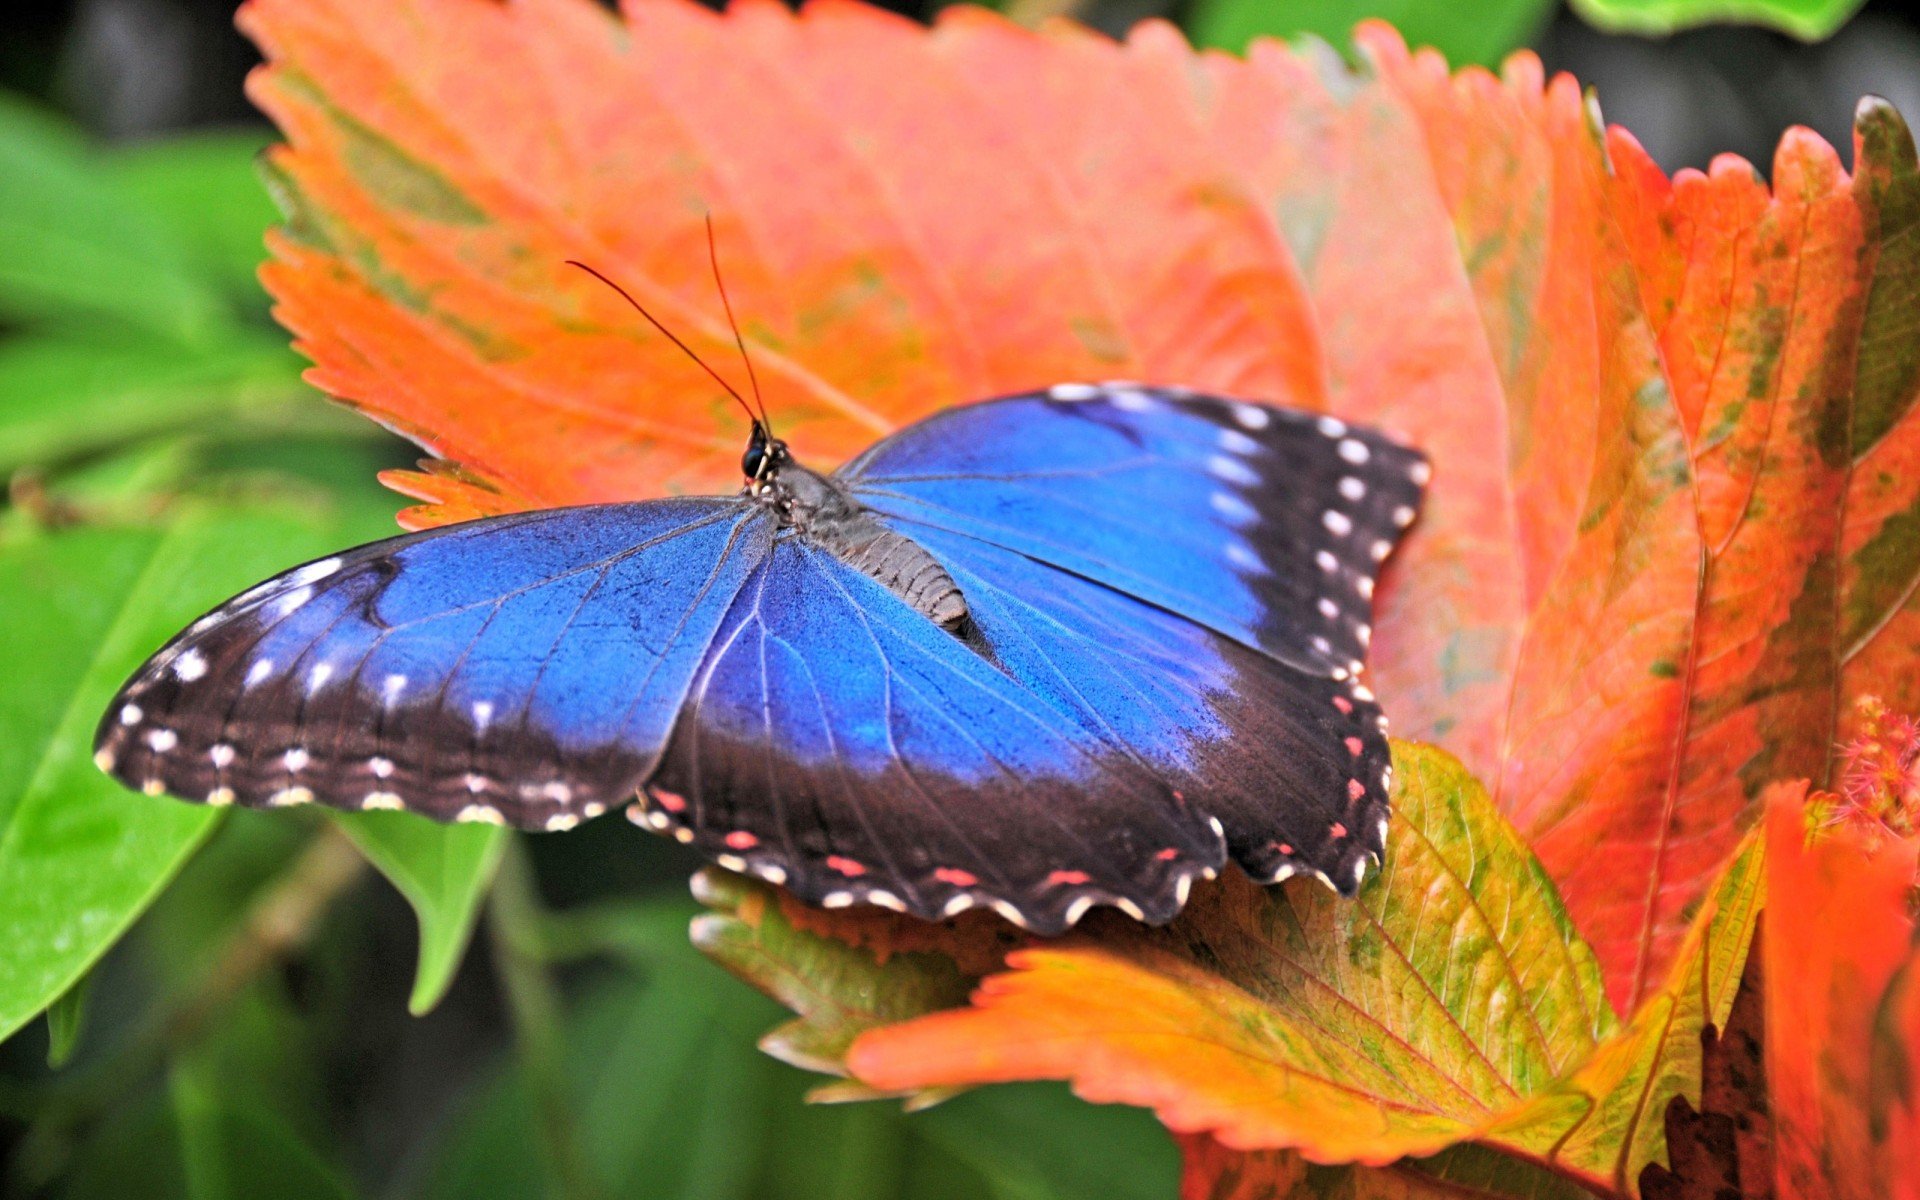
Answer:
top-left (93, 376), bottom-right (1425, 933)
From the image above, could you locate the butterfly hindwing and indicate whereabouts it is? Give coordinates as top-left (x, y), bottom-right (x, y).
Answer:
top-left (640, 536), bottom-right (1227, 933)
top-left (918, 526), bottom-right (1393, 894)
top-left (95, 500), bottom-right (773, 829)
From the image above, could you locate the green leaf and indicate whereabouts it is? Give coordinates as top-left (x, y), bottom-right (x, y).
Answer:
top-left (329, 811), bottom-right (507, 1014)
top-left (1566, 0), bottom-right (1865, 39)
top-left (691, 867), bottom-right (977, 1077)
top-left (1485, 830), bottom-right (1766, 1193)
top-left (44, 971), bottom-right (90, 1067)
top-left (0, 93), bottom-right (228, 339)
top-left (419, 898), bottom-right (1176, 1200)
top-left (1187, 0), bottom-right (1551, 67)
top-left (0, 504), bottom-right (362, 1044)
top-left (0, 333), bottom-right (305, 473)
top-left (169, 1058), bottom-right (358, 1200)
top-left (111, 131), bottom-right (279, 302)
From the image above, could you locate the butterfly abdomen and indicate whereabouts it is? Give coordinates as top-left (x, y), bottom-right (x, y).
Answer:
top-left (768, 461), bottom-right (970, 631)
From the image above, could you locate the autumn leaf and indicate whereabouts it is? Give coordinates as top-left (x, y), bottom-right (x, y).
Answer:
top-left (243, 0), bottom-right (1920, 1020)
top-left (239, 0), bottom-right (1919, 1178)
top-left (1765, 714), bottom-right (1920, 1200)
top-left (848, 744), bottom-right (1610, 1164)
top-left (848, 745), bottom-right (1762, 1195)
top-left (687, 866), bottom-right (978, 1082)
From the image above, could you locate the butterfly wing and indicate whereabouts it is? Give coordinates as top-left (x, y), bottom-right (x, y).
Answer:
top-left (836, 385), bottom-right (1428, 895)
top-left (643, 387), bottom-right (1425, 925)
top-left (840, 384), bottom-right (1428, 677)
top-left (641, 536), bottom-right (1227, 933)
top-left (95, 499), bottom-right (773, 830)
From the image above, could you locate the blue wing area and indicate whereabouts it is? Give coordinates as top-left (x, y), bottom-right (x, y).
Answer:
top-left (95, 500), bottom-right (772, 830)
top-left (840, 385), bottom-right (1428, 676)
top-left (921, 527), bottom-right (1392, 894)
top-left (641, 536), bottom-right (1227, 933)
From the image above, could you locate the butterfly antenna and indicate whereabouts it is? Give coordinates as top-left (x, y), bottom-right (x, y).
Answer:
top-left (564, 259), bottom-right (761, 432)
top-left (704, 215), bottom-right (771, 435)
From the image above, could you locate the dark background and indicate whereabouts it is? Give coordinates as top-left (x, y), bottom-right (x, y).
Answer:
top-left (9, 0), bottom-right (1920, 172)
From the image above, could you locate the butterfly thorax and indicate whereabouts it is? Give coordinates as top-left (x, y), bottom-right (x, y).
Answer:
top-left (752, 453), bottom-right (970, 632)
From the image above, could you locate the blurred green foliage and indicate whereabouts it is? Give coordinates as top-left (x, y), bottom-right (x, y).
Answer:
top-left (1186, 0), bottom-right (1866, 63)
top-left (0, 93), bottom-right (1179, 1197)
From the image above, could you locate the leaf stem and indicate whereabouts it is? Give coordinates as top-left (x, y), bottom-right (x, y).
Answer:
top-left (484, 836), bottom-right (603, 1200)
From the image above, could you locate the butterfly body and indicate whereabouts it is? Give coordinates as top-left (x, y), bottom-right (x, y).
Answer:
top-left (95, 385), bottom-right (1426, 932)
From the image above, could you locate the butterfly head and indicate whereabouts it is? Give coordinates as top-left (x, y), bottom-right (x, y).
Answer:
top-left (742, 421), bottom-right (789, 485)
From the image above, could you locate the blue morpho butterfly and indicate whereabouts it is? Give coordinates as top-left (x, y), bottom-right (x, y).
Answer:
top-left (94, 257), bottom-right (1427, 934)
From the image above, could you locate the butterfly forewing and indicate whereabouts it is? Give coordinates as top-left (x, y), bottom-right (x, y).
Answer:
top-left (842, 385), bottom-right (1427, 679)
top-left (94, 501), bottom-right (772, 828)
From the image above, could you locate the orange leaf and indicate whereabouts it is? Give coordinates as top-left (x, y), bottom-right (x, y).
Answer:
top-left (847, 746), bottom-right (1765, 1194)
top-left (1840, 102), bottom-right (1920, 741)
top-left (1766, 773), bottom-right (1920, 1200)
top-left (847, 745), bottom-right (1617, 1170)
top-left (244, 0), bottom-right (1920, 1015)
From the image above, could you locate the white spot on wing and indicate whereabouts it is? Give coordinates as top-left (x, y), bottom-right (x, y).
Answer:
top-left (1208, 454), bottom-right (1259, 486)
top-left (382, 674), bottom-right (408, 705)
top-left (1323, 510), bottom-right (1353, 536)
top-left (146, 728), bottom-right (178, 753)
top-left (716, 853), bottom-right (747, 872)
top-left (1115, 898), bottom-right (1146, 921)
top-left (173, 649), bottom-right (207, 681)
top-left (1337, 438), bottom-right (1371, 464)
top-left (1110, 389), bottom-right (1155, 412)
top-left (266, 586), bottom-right (313, 619)
top-left (307, 663), bottom-right (334, 693)
top-left (362, 792), bottom-right (403, 810)
top-left (370, 756), bottom-right (394, 778)
top-left (821, 891), bottom-right (854, 908)
top-left (1226, 543), bottom-right (1263, 571)
top-left (544, 813), bottom-right (580, 832)
top-left (1317, 597), bottom-right (1339, 619)
top-left (1217, 428), bottom-right (1260, 455)
top-left (456, 804), bottom-right (505, 825)
top-left (288, 556), bottom-right (342, 586)
top-left (1338, 476), bottom-right (1366, 501)
top-left (1393, 505), bottom-right (1416, 527)
top-left (1316, 415), bottom-right (1348, 437)
top-left (1063, 895), bottom-right (1094, 926)
top-left (1410, 460), bottom-right (1432, 485)
top-left (941, 894), bottom-right (975, 917)
top-left (1315, 549), bottom-right (1338, 572)
top-left (119, 703), bottom-right (143, 726)
top-left (1210, 491), bottom-right (1257, 523)
top-left (283, 747), bottom-right (309, 772)
top-left (206, 787), bottom-right (235, 807)
top-left (1048, 382), bottom-right (1100, 402)
top-left (1231, 403), bottom-right (1270, 429)
top-left (472, 701), bottom-right (494, 729)
top-left (245, 660), bottom-right (274, 687)
top-left (268, 787), bottom-right (313, 807)
top-left (210, 744), bottom-right (235, 768)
